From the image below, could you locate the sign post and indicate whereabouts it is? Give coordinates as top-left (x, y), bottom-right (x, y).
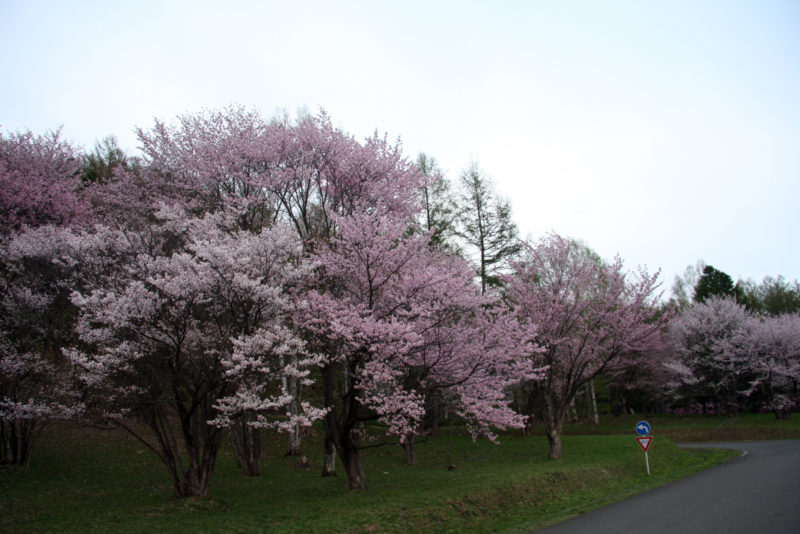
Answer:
top-left (635, 421), bottom-right (652, 476)
top-left (636, 436), bottom-right (653, 475)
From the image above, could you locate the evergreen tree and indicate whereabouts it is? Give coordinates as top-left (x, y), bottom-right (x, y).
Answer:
top-left (757, 276), bottom-right (800, 316)
top-left (693, 265), bottom-right (735, 303)
top-left (416, 153), bottom-right (457, 252)
top-left (81, 136), bottom-right (132, 184)
top-left (454, 162), bottom-right (521, 294)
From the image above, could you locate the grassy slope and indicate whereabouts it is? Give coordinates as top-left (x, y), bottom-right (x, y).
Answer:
top-left (558, 412), bottom-right (800, 442)
top-left (3, 414), bottom-right (795, 533)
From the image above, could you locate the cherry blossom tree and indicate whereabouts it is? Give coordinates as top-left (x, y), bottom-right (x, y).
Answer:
top-left (741, 314), bottom-right (800, 418)
top-left (505, 233), bottom-right (665, 459)
top-left (130, 108), bottom-right (425, 461)
top-left (0, 127), bottom-right (111, 464)
top-left (185, 208), bottom-right (324, 476)
top-left (296, 213), bottom-right (538, 489)
top-left (264, 111), bottom-right (424, 459)
top-left (604, 330), bottom-right (673, 416)
top-left (0, 128), bottom-right (89, 232)
top-left (666, 296), bottom-right (753, 415)
top-left (667, 297), bottom-right (800, 417)
top-left (133, 107), bottom-right (422, 238)
top-left (0, 125), bottom-right (124, 464)
top-left (65, 205), bottom-right (319, 496)
top-left (83, 107), bottom-right (275, 230)
top-left (395, 274), bottom-right (542, 465)
top-left (0, 224), bottom-right (123, 464)
top-left (264, 111), bottom-right (423, 243)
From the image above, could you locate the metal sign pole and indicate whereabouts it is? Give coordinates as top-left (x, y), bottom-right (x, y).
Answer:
top-left (636, 421), bottom-right (652, 476)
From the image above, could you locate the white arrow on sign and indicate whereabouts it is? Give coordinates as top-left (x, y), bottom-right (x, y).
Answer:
top-left (636, 436), bottom-right (653, 452)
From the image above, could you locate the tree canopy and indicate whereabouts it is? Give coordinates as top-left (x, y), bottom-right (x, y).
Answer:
top-left (693, 265), bottom-right (736, 303)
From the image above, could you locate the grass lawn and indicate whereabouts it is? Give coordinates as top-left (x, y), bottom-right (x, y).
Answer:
top-left (558, 412), bottom-right (800, 442)
top-left (3, 413), bottom-right (795, 533)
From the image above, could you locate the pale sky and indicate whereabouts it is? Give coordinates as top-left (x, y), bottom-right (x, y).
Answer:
top-left (2, 0), bottom-right (799, 290)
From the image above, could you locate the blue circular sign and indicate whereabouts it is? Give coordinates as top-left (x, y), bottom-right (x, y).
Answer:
top-left (636, 421), bottom-right (651, 436)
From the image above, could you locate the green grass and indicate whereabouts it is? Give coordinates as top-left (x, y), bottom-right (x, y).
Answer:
top-left (3, 414), bottom-right (786, 534)
top-left (557, 412), bottom-right (800, 442)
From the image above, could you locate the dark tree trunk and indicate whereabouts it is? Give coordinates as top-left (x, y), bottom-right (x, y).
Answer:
top-left (774, 409), bottom-right (792, 420)
top-left (0, 419), bottom-right (36, 466)
top-left (339, 434), bottom-right (367, 490)
top-left (588, 379), bottom-right (599, 426)
top-left (401, 432), bottom-right (417, 466)
top-left (429, 414), bottom-right (440, 437)
top-left (321, 436), bottom-right (337, 477)
top-left (521, 415), bottom-right (534, 437)
top-left (542, 399), bottom-right (565, 460)
top-left (320, 362), bottom-right (369, 489)
top-left (327, 421), bottom-right (368, 490)
top-left (546, 425), bottom-right (563, 460)
top-left (132, 404), bottom-right (224, 498)
top-left (230, 420), bottom-right (261, 476)
top-left (283, 363), bottom-right (302, 456)
top-left (286, 419), bottom-right (302, 456)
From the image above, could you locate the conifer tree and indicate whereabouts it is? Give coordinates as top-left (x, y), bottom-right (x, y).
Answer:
top-left (454, 162), bottom-right (520, 294)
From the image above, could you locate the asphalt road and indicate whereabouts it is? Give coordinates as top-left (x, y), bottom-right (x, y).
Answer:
top-left (534, 440), bottom-right (800, 533)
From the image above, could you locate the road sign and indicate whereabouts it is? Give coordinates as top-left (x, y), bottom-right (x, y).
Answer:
top-left (636, 436), bottom-right (653, 452)
top-left (636, 421), bottom-right (651, 436)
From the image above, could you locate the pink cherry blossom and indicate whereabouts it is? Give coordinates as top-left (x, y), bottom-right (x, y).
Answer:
top-left (505, 232), bottom-right (666, 459)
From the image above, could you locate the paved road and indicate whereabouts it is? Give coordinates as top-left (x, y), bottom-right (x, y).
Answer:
top-left (534, 440), bottom-right (800, 533)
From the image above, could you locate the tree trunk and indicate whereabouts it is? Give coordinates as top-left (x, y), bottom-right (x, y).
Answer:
top-left (321, 436), bottom-right (337, 477)
top-left (168, 458), bottom-right (216, 498)
top-left (546, 425), bottom-right (563, 460)
top-left (286, 414), bottom-right (302, 456)
top-left (320, 362), bottom-right (367, 488)
top-left (0, 419), bottom-right (35, 466)
top-left (567, 397), bottom-right (578, 424)
top-left (588, 379), bottom-right (600, 426)
top-left (542, 400), bottom-right (565, 460)
top-left (521, 419), bottom-right (533, 437)
top-left (424, 400), bottom-right (440, 437)
top-left (179, 457), bottom-right (217, 497)
top-left (340, 440), bottom-right (367, 490)
top-left (320, 363), bottom-right (342, 478)
top-left (177, 425), bottom-right (222, 497)
top-left (401, 432), bottom-right (417, 466)
top-left (283, 358), bottom-right (302, 456)
top-left (430, 415), bottom-right (439, 437)
top-left (230, 420), bottom-right (261, 476)
top-left (137, 406), bottom-right (223, 498)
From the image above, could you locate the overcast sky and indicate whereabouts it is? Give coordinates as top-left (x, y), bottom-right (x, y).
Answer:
top-left (2, 0), bottom-right (799, 291)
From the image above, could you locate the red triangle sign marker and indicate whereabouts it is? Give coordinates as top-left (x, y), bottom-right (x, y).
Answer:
top-left (636, 436), bottom-right (653, 452)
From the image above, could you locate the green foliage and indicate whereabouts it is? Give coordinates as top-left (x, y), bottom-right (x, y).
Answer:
top-left (416, 153), bottom-right (458, 253)
top-left (733, 278), bottom-right (762, 312)
top-left (693, 265), bottom-right (735, 303)
top-left (729, 275), bottom-right (800, 315)
top-left (0, 420), bottom-right (746, 533)
top-left (754, 275), bottom-right (800, 316)
top-left (80, 136), bottom-right (133, 184)
top-left (675, 260), bottom-right (800, 316)
top-left (453, 162), bottom-right (521, 294)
